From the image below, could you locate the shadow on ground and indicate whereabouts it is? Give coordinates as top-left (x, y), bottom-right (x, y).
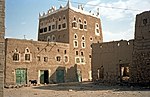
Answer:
top-left (33, 82), bottom-right (150, 92)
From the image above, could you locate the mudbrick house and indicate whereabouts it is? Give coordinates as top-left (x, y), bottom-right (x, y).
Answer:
top-left (4, 1), bottom-right (103, 85)
top-left (92, 11), bottom-right (150, 85)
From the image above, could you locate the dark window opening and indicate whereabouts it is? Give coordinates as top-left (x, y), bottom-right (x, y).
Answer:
top-left (143, 19), bottom-right (147, 25)
top-left (84, 25), bottom-right (87, 30)
top-left (44, 57), bottom-right (48, 62)
top-left (62, 23), bottom-right (66, 28)
top-left (49, 26), bottom-right (51, 31)
top-left (52, 25), bottom-right (55, 29)
top-left (80, 24), bottom-right (83, 29)
top-left (81, 52), bottom-right (84, 56)
top-left (64, 56), bottom-right (68, 62)
top-left (58, 24), bottom-right (61, 29)
top-left (13, 53), bottom-right (19, 61)
top-left (37, 56), bottom-right (40, 61)
top-left (64, 50), bottom-right (67, 54)
top-left (40, 28), bottom-right (43, 33)
top-left (56, 56), bottom-right (61, 62)
top-left (25, 54), bottom-right (30, 61)
top-left (72, 22), bottom-right (77, 28)
top-left (76, 51), bottom-right (78, 55)
top-left (44, 27), bottom-right (47, 32)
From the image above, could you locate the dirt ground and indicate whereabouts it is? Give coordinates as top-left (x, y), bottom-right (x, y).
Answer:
top-left (4, 82), bottom-right (150, 97)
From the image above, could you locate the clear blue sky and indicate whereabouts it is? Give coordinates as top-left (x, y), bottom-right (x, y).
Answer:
top-left (6, 0), bottom-right (150, 42)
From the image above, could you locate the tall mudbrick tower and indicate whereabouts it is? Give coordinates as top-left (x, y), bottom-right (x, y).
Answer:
top-left (131, 11), bottom-right (150, 84)
top-left (0, 0), bottom-right (5, 96)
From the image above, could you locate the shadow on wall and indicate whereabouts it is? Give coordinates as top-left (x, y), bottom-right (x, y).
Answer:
top-left (49, 64), bottom-right (79, 84)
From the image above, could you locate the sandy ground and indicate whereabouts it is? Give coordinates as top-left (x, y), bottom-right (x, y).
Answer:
top-left (4, 82), bottom-right (150, 97)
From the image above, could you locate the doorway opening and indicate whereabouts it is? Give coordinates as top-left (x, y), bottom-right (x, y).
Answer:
top-left (40, 70), bottom-right (49, 84)
top-left (120, 64), bottom-right (130, 82)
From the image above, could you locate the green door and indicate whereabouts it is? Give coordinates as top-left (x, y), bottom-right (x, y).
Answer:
top-left (16, 68), bottom-right (27, 84)
top-left (40, 70), bottom-right (44, 84)
top-left (56, 69), bottom-right (64, 83)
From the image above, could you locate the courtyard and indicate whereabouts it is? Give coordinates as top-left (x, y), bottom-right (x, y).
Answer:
top-left (4, 82), bottom-right (150, 97)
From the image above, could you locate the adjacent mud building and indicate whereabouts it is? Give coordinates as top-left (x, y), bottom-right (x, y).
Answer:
top-left (92, 11), bottom-right (150, 85)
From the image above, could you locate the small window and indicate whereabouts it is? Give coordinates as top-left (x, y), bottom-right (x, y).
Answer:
top-left (74, 40), bottom-right (78, 48)
top-left (82, 35), bottom-right (85, 40)
top-left (37, 56), bottom-right (40, 61)
top-left (64, 50), bottom-right (67, 54)
top-left (13, 53), bottom-right (19, 61)
top-left (56, 56), bottom-right (61, 62)
top-left (95, 23), bottom-right (100, 36)
top-left (57, 49), bottom-right (60, 52)
top-left (89, 55), bottom-right (91, 58)
top-left (49, 25), bottom-right (51, 31)
top-left (81, 57), bottom-right (85, 63)
top-left (40, 28), bottom-right (43, 33)
top-left (74, 34), bottom-right (78, 39)
top-left (52, 35), bottom-right (56, 41)
top-left (81, 41), bottom-right (86, 48)
top-left (81, 52), bottom-right (84, 56)
top-left (44, 27), bottom-right (47, 32)
top-left (143, 19), bottom-right (147, 25)
top-left (76, 51), bottom-right (78, 55)
top-left (64, 56), bottom-right (69, 63)
top-left (84, 20), bottom-right (87, 30)
top-left (72, 21), bottom-right (77, 28)
top-left (63, 16), bottom-right (66, 20)
top-left (62, 23), bottom-right (66, 28)
top-left (58, 24), bottom-right (61, 29)
top-left (25, 54), bottom-right (30, 61)
top-left (44, 57), bottom-right (48, 62)
top-left (52, 24), bottom-right (55, 29)
top-left (79, 19), bottom-right (83, 30)
top-left (59, 18), bottom-right (61, 21)
top-left (75, 57), bottom-right (80, 64)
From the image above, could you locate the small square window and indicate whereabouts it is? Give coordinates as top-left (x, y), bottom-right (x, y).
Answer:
top-left (44, 57), bottom-right (48, 62)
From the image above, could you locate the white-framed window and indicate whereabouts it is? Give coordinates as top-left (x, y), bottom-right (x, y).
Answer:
top-left (89, 36), bottom-right (93, 41)
top-left (64, 55), bottom-right (69, 63)
top-left (47, 36), bottom-right (51, 42)
top-left (81, 41), bottom-right (86, 48)
top-left (44, 57), bottom-right (48, 62)
top-left (13, 49), bottom-right (20, 62)
top-left (81, 35), bottom-right (85, 41)
top-left (72, 17), bottom-right (77, 29)
top-left (79, 18), bottom-right (83, 30)
top-left (84, 20), bottom-right (87, 30)
top-left (52, 35), bottom-right (56, 42)
top-left (95, 23), bottom-right (100, 36)
top-left (75, 57), bottom-right (80, 64)
top-left (56, 55), bottom-right (62, 63)
top-left (24, 47), bottom-right (32, 62)
top-left (80, 57), bottom-right (85, 64)
top-left (73, 40), bottom-right (78, 48)
top-left (74, 33), bottom-right (78, 39)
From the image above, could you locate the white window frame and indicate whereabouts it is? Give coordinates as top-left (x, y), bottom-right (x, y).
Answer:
top-left (95, 23), bottom-right (100, 36)
top-left (73, 40), bottom-right (78, 48)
